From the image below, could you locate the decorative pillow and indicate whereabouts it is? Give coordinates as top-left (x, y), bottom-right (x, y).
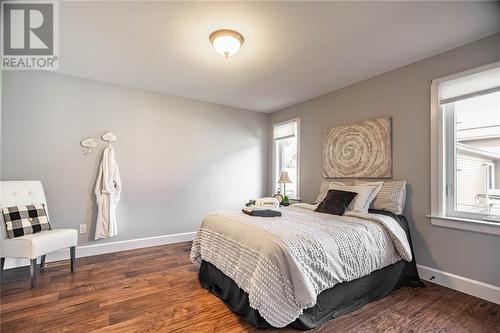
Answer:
top-left (2, 204), bottom-right (51, 238)
top-left (315, 190), bottom-right (358, 216)
top-left (328, 182), bottom-right (383, 213)
top-left (315, 180), bottom-right (354, 204)
top-left (355, 180), bottom-right (406, 215)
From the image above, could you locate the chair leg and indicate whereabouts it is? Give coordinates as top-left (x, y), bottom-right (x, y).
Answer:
top-left (0, 257), bottom-right (5, 283)
top-left (30, 258), bottom-right (38, 289)
top-left (70, 246), bottom-right (76, 273)
top-left (40, 255), bottom-right (46, 272)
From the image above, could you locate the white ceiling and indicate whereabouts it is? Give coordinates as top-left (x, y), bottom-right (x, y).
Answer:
top-left (58, 1), bottom-right (500, 113)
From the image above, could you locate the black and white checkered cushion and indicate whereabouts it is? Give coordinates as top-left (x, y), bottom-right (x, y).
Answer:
top-left (2, 204), bottom-right (51, 238)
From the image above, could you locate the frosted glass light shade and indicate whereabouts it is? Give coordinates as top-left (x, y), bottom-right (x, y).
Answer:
top-left (209, 29), bottom-right (244, 59)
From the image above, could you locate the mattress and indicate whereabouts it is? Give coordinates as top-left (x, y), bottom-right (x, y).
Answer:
top-left (191, 204), bottom-right (420, 327)
top-left (198, 210), bottom-right (422, 329)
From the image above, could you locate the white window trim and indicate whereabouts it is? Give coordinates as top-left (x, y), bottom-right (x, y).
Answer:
top-left (272, 118), bottom-right (300, 199)
top-left (429, 61), bottom-right (500, 236)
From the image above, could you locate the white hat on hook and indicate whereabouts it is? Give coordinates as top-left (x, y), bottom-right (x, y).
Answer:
top-left (80, 137), bottom-right (98, 154)
top-left (101, 132), bottom-right (117, 145)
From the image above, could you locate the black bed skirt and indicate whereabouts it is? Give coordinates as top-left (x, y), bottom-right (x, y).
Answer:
top-left (198, 211), bottom-right (423, 330)
top-left (200, 259), bottom-right (421, 330)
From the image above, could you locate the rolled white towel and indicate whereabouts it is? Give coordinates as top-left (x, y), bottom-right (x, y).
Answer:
top-left (254, 197), bottom-right (279, 208)
top-left (246, 204), bottom-right (280, 212)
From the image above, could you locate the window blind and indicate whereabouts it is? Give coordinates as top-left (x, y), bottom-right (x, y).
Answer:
top-left (440, 66), bottom-right (500, 104)
top-left (273, 121), bottom-right (296, 140)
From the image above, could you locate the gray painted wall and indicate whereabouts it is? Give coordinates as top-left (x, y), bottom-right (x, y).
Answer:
top-left (269, 33), bottom-right (500, 286)
top-left (2, 33), bottom-right (499, 287)
top-left (1, 71), bottom-right (268, 246)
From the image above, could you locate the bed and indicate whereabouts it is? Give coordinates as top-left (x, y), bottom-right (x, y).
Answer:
top-left (190, 203), bottom-right (422, 330)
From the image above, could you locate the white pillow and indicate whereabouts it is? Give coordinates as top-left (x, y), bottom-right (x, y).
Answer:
top-left (315, 180), bottom-right (332, 204)
top-left (328, 181), bottom-right (383, 213)
top-left (315, 180), bottom-right (353, 204)
top-left (355, 180), bottom-right (406, 215)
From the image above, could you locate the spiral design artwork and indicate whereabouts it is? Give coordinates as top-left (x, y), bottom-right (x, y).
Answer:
top-left (323, 117), bottom-right (392, 178)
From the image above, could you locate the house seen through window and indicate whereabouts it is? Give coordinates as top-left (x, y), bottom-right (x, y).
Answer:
top-left (273, 119), bottom-right (299, 199)
top-left (439, 65), bottom-right (500, 221)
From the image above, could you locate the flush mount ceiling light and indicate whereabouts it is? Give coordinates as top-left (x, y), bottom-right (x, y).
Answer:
top-left (209, 29), bottom-right (244, 59)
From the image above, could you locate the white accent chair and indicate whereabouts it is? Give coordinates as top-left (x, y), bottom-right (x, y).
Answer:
top-left (0, 181), bottom-right (78, 288)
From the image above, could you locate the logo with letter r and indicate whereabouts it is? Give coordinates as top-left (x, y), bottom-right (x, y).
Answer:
top-left (3, 2), bottom-right (54, 56)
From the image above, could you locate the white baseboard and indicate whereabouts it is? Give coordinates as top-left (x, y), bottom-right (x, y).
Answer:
top-left (4, 231), bottom-right (196, 270)
top-left (417, 264), bottom-right (500, 305)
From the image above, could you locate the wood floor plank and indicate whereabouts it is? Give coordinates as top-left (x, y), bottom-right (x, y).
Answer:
top-left (1, 241), bottom-right (498, 333)
top-left (0, 292), bottom-right (59, 313)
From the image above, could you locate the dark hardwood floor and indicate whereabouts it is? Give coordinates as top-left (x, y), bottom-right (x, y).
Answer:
top-left (1, 241), bottom-right (499, 332)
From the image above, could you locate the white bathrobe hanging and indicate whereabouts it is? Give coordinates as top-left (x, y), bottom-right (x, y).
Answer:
top-left (94, 146), bottom-right (121, 240)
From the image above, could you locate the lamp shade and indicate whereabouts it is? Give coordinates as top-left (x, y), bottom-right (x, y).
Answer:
top-left (277, 171), bottom-right (292, 184)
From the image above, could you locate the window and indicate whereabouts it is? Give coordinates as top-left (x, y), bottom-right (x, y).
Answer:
top-left (431, 62), bottom-right (500, 234)
top-left (273, 119), bottom-right (300, 199)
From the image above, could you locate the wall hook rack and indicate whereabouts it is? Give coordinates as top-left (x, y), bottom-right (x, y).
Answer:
top-left (101, 132), bottom-right (117, 146)
top-left (80, 137), bottom-right (98, 154)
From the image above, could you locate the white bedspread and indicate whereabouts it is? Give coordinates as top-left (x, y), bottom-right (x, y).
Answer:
top-left (190, 204), bottom-right (412, 327)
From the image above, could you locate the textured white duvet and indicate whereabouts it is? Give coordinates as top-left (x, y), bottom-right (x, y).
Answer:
top-left (190, 204), bottom-right (412, 327)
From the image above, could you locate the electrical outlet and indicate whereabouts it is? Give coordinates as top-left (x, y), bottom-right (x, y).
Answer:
top-left (79, 224), bottom-right (87, 234)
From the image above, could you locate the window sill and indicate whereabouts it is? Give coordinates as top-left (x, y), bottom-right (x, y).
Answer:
top-left (427, 215), bottom-right (500, 236)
